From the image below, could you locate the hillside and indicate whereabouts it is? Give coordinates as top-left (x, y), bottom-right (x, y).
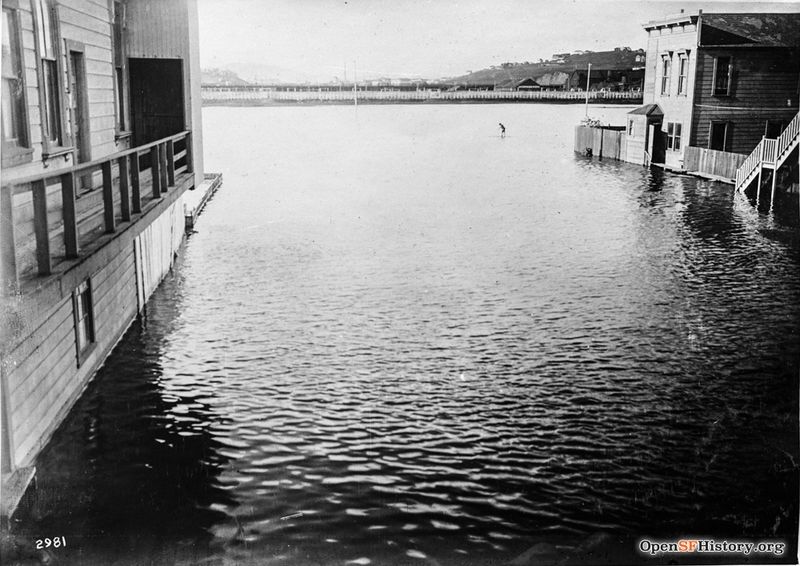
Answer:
top-left (201, 68), bottom-right (250, 86)
top-left (452, 47), bottom-right (645, 86)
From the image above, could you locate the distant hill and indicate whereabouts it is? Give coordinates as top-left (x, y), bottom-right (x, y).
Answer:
top-left (201, 68), bottom-right (250, 86)
top-left (452, 47), bottom-right (646, 86)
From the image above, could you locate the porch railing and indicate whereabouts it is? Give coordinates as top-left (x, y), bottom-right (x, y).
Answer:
top-left (1, 131), bottom-right (193, 291)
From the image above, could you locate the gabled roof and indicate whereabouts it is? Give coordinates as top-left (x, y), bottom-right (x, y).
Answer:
top-left (628, 104), bottom-right (663, 116)
top-left (700, 13), bottom-right (800, 47)
top-left (537, 71), bottom-right (569, 86)
top-left (496, 77), bottom-right (538, 88)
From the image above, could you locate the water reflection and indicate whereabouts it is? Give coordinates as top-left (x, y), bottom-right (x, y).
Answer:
top-left (10, 268), bottom-right (234, 565)
top-left (7, 104), bottom-right (800, 565)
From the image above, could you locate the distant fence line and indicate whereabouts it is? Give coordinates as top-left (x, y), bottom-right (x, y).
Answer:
top-left (202, 87), bottom-right (643, 104)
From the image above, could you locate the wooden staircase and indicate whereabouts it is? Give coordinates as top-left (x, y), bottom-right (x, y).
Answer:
top-left (735, 111), bottom-right (800, 195)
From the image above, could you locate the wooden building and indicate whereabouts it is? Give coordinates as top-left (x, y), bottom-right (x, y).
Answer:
top-left (1, 0), bottom-right (206, 512)
top-left (536, 71), bottom-right (570, 91)
top-left (623, 10), bottom-right (800, 171)
top-left (495, 77), bottom-right (540, 91)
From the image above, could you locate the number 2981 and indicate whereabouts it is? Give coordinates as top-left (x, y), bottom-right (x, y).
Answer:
top-left (36, 536), bottom-right (66, 549)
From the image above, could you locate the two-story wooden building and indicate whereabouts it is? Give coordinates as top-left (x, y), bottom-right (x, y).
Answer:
top-left (1, 0), bottom-right (207, 516)
top-left (623, 11), bottom-right (800, 173)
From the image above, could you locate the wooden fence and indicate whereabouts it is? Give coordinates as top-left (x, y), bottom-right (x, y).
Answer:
top-left (684, 146), bottom-right (746, 183)
top-left (203, 87), bottom-right (643, 104)
top-left (574, 125), bottom-right (627, 160)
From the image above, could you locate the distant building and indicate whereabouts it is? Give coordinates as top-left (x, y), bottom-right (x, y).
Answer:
top-left (495, 77), bottom-right (540, 91)
top-left (624, 11), bottom-right (800, 169)
top-left (536, 71), bottom-right (571, 90)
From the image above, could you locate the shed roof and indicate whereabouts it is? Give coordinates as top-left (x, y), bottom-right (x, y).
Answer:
top-left (537, 71), bottom-right (569, 86)
top-left (700, 13), bottom-right (800, 47)
top-left (628, 104), bottom-right (663, 116)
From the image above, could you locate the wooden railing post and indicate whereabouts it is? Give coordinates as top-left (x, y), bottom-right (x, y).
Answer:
top-left (130, 152), bottom-right (141, 213)
top-left (31, 180), bottom-right (51, 276)
top-left (151, 145), bottom-right (162, 197)
top-left (185, 132), bottom-right (193, 173)
top-left (166, 139), bottom-right (175, 186)
top-left (102, 161), bottom-right (115, 233)
top-left (159, 142), bottom-right (169, 192)
top-left (60, 172), bottom-right (79, 258)
top-left (119, 156), bottom-right (131, 222)
top-left (0, 185), bottom-right (18, 292)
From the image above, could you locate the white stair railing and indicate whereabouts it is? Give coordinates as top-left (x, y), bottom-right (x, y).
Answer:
top-left (735, 111), bottom-right (800, 193)
top-left (775, 112), bottom-right (800, 165)
top-left (735, 139), bottom-right (764, 191)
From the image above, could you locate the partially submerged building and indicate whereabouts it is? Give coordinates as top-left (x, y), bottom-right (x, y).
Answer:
top-left (622, 11), bottom-right (800, 179)
top-left (1, 0), bottom-right (208, 515)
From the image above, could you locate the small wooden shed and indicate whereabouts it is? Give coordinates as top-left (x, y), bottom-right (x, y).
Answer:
top-left (624, 104), bottom-right (663, 165)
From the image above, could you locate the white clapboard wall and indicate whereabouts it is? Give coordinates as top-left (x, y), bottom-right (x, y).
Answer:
top-left (133, 197), bottom-right (185, 311)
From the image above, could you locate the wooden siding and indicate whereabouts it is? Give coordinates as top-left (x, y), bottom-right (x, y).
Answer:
top-left (1, 0), bottom-right (203, 475)
top-left (125, 0), bottom-right (189, 58)
top-left (4, 0), bottom-right (128, 182)
top-left (624, 115), bottom-right (650, 165)
top-left (134, 198), bottom-right (184, 299)
top-left (642, 24), bottom-right (699, 169)
top-left (2, 191), bottom-right (187, 468)
top-left (691, 47), bottom-right (800, 154)
top-left (4, 246), bottom-right (137, 467)
top-left (58, 0), bottom-right (118, 160)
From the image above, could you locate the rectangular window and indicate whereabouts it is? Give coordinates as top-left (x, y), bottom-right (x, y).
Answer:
top-left (628, 119), bottom-right (634, 136)
top-left (712, 56), bottom-right (732, 96)
top-left (32, 0), bottom-right (65, 150)
top-left (112, 0), bottom-right (128, 134)
top-left (660, 55), bottom-right (671, 95)
top-left (667, 122), bottom-right (682, 151)
top-left (709, 122), bottom-right (728, 151)
top-left (677, 55), bottom-right (688, 95)
top-left (2, 6), bottom-right (31, 165)
top-left (73, 279), bottom-right (95, 364)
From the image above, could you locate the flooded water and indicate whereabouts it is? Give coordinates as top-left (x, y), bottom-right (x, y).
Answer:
top-left (9, 104), bottom-right (800, 565)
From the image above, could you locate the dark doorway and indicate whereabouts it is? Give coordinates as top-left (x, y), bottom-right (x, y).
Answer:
top-left (764, 120), bottom-right (784, 139)
top-left (710, 121), bottom-right (729, 151)
top-left (128, 58), bottom-right (185, 146)
top-left (649, 122), bottom-right (666, 164)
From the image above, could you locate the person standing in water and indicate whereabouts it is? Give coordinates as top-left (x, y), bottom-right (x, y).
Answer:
top-left (499, 123), bottom-right (506, 138)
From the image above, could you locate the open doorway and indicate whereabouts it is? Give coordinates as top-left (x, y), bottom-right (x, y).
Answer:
top-left (128, 58), bottom-right (185, 146)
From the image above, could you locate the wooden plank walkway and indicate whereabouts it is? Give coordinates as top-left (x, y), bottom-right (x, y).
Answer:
top-left (184, 173), bottom-right (223, 230)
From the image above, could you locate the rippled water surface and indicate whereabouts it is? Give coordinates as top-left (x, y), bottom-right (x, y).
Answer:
top-left (12, 104), bottom-right (800, 565)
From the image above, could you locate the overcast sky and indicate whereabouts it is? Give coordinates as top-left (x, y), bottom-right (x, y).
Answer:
top-left (197, 0), bottom-right (800, 82)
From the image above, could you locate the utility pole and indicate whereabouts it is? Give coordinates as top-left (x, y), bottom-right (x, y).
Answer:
top-left (584, 62), bottom-right (592, 117)
top-left (353, 60), bottom-right (358, 106)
